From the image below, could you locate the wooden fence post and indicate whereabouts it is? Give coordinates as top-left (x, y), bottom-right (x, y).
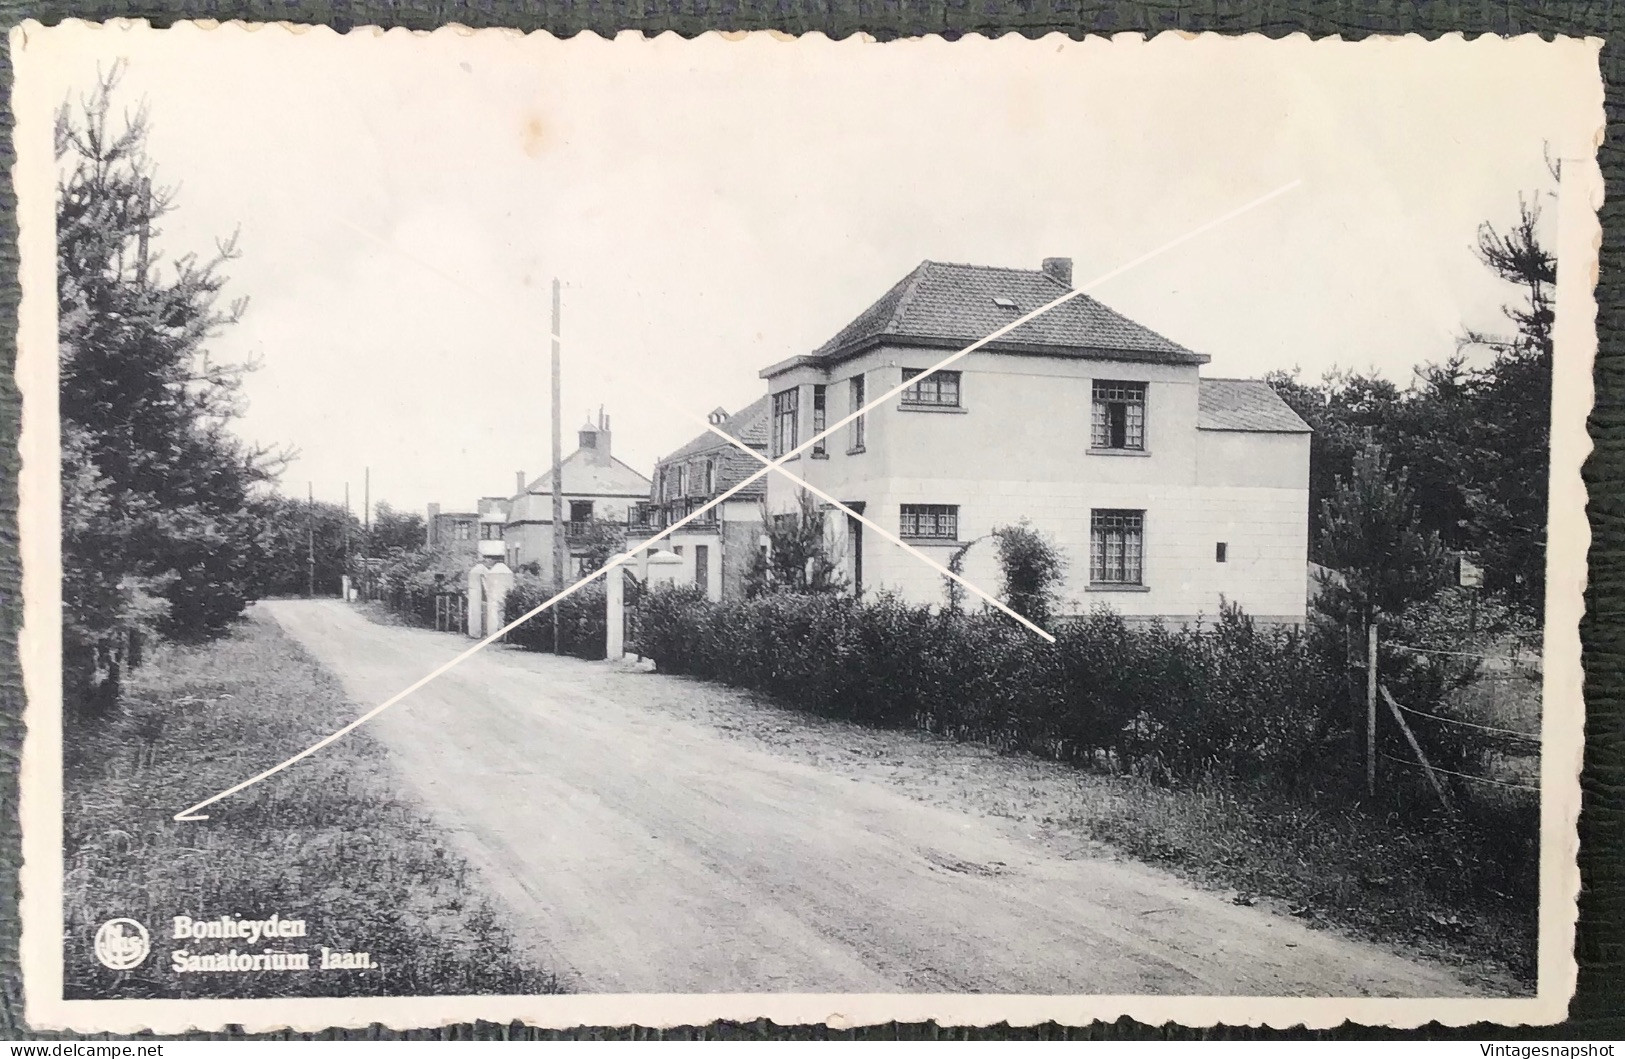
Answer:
top-left (1380, 684), bottom-right (1454, 813)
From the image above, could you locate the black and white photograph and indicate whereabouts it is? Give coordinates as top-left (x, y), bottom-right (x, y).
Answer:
top-left (13, 25), bottom-right (1598, 1031)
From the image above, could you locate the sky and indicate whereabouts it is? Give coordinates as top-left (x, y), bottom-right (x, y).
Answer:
top-left (20, 25), bottom-right (1601, 514)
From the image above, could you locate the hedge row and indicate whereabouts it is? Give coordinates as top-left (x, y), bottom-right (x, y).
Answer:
top-left (631, 587), bottom-right (1352, 788)
top-left (504, 576), bottom-right (610, 660)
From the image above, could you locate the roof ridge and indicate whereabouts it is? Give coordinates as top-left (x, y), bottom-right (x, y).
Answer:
top-left (920, 259), bottom-right (1049, 275)
top-left (883, 261), bottom-right (932, 333)
top-left (1202, 376), bottom-right (1271, 383)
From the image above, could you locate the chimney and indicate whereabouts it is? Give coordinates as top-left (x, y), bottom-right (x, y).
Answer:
top-left (1041, 257), bottom-right (1073, 287)
top-left (515, 470), bottom-right (526, 496)
top-left (578, 411), bottom-right (613, 466)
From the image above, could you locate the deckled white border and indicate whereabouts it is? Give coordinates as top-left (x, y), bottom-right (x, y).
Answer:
top-left (12, 21), bottom-right (1601, 1033)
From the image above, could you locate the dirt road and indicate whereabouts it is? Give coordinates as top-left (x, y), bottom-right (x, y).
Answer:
top-left (260, 599), bottom-right (1479, 997)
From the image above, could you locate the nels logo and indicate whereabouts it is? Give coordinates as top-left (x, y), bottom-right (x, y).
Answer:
top-left (93, 918), bottom-right (150, 970)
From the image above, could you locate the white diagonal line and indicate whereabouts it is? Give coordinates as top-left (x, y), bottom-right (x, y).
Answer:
top-left (698, 421), bottom-right (1056, 641)
top-left (601, 361), bottom-right (1054, 639)
top-left (174, 180), bottom-right (1299, 821)
top-left (795, 180), bottom-right (1301, 459)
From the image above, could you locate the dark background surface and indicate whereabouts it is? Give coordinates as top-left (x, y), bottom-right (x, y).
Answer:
top-left (0, 1), bottom-right (1618, 1041)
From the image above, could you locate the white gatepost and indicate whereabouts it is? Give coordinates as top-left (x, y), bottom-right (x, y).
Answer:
top-left (605, 554), bottom-right (628, 662)
top-left (484, 563), bottom-right (514, 641)
top-left (466, 564), bottom-right (486, 637)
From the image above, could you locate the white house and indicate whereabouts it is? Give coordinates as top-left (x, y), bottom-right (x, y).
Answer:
top-left (504, 410), bottom-right (653, 583)
top-left (632, 396), bottom-right (771, 601)
top-left (757, 257), bottom-right (1312, 624)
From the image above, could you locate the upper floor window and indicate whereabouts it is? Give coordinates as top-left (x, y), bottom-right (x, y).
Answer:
top-left (454, 522), bottom-right (472, 542)
top-left (811, 385), bottom-right (827, 456)
top-left (703, 457), bottom-right (716, 494)
top-left (480, 521), bottom-right (503, 541)
top-left (1092, 380), bottom-right (1146, 450)
top-left (899, 503), bottom-right (959, 541)
top-left (849, 374), bottom-right (867, 451)
top-left (902, 368), bottom-right (961, 408)
top-left (772, 387), bottom-right (799, 457)
top-left (570, 500), bottom-right (594, 523)
top-left (1091, 509), bottom-right (1144, 585)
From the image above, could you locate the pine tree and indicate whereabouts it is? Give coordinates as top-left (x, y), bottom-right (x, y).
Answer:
top-left (1458, 192), bottom-right (1556, 616)
top-left (57, 67), bottom-right (282, 718)
top-left (1317, 442), bottom-right (1449, 626)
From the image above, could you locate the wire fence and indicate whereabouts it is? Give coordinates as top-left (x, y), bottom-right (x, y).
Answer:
top-left (1373, 631), bottom-right (1543, 807)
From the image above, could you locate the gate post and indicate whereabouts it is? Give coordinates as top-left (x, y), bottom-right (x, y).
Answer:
top-left (484, 563), bottom-right (514, 642)
top-left (466, 565), bottom-right (486, 638)
top-left (606, 555), bottom-right (627, 662)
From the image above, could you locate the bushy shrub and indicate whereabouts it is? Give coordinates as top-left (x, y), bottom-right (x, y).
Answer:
top-left (504, 575), bottom-right (609, 660)
top-left (373, 546), bottom-right (476, 627)
top-left (993, 520), bottom-right (1066, 626)
top-left (632, 592), bottom-right (1350, 790)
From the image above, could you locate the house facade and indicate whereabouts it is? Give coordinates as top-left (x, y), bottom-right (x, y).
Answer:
top-left (504, 410), bottom-right (653, 584)
top-left (426, 496), bottom-right (509, 554)
top-left (758, 257), bottom-right (1311, 624)
top-left (632, 397), bottom-right (771, 601)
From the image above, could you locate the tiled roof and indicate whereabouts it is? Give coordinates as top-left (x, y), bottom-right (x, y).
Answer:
top-left (1197, 378), bottom-right (1312, 434)
top-left (787, 260), bottom-right (1207, 371)
top-left (508, 452), bottom-right (653, 523)
top-left (660, 395), bottom-right (771, 463)
top-left (651, 396), bottom-right (773, 501)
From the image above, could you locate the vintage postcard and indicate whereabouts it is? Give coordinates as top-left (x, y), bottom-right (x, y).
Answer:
top-left (11, 22), bottom-right (1601, 1032)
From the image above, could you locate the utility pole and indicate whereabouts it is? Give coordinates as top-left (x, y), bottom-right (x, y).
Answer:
top-left (362, 467), bottom-right (371, 600)
top-left (306, 481), bottom-right (316, 599)
top-left (551, 278), bottom-right (566, 654)
top-left (343, 481), bottom-right (351, 588)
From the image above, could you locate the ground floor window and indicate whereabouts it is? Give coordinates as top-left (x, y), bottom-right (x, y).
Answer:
top-left (899, 503), bottom-right (958, 541)
top-left (1090, 509), bottom-right (1144, 584)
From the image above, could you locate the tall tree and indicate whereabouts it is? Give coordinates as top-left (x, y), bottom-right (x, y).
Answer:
top-left (247, 495), bottom-right (361, 598)
top-left (58, 68), bottom-right (280, 716)
top-left (1457, 193), bottom-right (1556, 615)
top-left (367, 501), bottom-right (428, 556)
top-left (1317, 442), bottom-right (1449, 627)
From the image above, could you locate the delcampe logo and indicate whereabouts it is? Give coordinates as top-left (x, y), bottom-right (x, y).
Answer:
top-left (93, 918), bottom-right (149, 970)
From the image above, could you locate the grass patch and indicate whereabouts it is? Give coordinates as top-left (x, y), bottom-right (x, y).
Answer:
top-left (63, 608), bottom-right (563, 999)
top-left (1070, 771), bottom-right (1535, 991)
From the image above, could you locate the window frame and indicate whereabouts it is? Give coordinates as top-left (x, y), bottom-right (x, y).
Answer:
top-left (898, 503), bottom-right (960, 542)
top-left (1090, 508), bottom-right (1146, 586)
top-left (1090, 380), bottom-right (1148, 452)
top-left (901, 368), bottom-right (963, 409)
top-left (811, 384), bottom-right (827, 456)
top-left (848, 374), bottom-right (867, 452)
top-left (771, 387), bottom-right (800, 458)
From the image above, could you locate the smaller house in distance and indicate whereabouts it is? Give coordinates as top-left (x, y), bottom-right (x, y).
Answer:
top-left (505, 410), bottom-right (653, 583)
top-left (426, 497), bottom-right (509, 552)
top-left (632, 396), bottom-right (771, 601)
